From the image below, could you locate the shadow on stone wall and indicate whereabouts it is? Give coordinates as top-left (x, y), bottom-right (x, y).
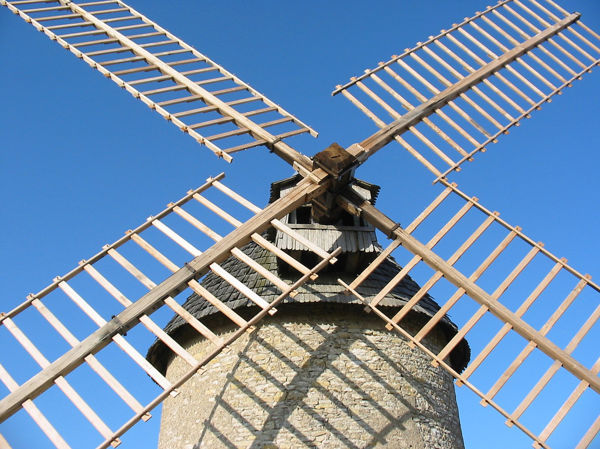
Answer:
top-left (159, 305), bottom-right (464, 449)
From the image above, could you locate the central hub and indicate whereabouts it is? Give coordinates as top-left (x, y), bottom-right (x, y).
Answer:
top-left (311, 142), bottom-right (358, 224)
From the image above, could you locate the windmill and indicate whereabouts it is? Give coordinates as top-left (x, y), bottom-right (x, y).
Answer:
top-left (0, 0), bottom-right (596, 444)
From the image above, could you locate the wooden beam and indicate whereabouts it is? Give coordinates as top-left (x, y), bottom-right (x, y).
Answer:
top-left (350, 13), bottom-right (580, 163)
top-left (336, 189), bottom-right (600, 396)
top-left (0, 171), bottom-right (330, 422)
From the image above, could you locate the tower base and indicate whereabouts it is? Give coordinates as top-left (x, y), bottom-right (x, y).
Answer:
top-left (158, 305), bottom-right (464, 449)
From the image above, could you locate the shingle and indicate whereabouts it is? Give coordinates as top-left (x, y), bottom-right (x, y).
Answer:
top-left (146, 238), bottom-right (470, 375)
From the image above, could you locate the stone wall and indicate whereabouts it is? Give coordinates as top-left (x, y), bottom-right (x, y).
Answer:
top-left (158, 305), bottom-right (464, 449)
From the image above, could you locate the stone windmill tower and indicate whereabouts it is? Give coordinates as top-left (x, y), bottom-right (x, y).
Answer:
top-left (0, 1), bottom-right (599, 449)
top-left (146, 174), bottom-right (470, 448)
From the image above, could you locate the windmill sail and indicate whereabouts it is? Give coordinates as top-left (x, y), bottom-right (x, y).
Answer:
top-left (334, 0), bottom-right (600, 179)
top-left (0, 174), bottom-right (340, 448)
top-left (0, 0), bottom-right (316, 165)
top-left (337, 183), bottom-right (599, 449)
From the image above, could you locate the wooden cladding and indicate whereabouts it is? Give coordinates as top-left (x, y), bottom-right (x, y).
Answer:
top-left (340, 180), bottom-right (599, 449)
top-left (334, 0), bottom-right (600, 179)
top-left (0, 0), bottom-right (317, 164)
top-left (0, 173), bottom-right (340, 449)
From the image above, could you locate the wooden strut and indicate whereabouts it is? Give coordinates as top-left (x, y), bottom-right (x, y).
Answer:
top-left (55, 0), bottom-right (313, 171)
top-left (348, 13), bottom-right (580, 163)
top-left (0, 169), bottom-right (332, 422)
top-left (336, 190), bottom-right (600, 396)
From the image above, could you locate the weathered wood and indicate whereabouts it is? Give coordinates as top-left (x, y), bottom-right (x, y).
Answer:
top-left (351, 14), bottom-right (579, 162)
top-left (461, 261), bottom-right (564, 381)
top-left (0, 172), bottom-right (329, 421)
top-left (0, 364), bottom-right (71, 449)
top-left (337, 190), bottom-right (600, 395)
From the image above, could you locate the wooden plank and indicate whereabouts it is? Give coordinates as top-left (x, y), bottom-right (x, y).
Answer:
top-left (461, 261), bottom-right (564, 382)
top-left (151, 219), bottom-right (202, 256)
top-left (31, 298), bottom-right (148, 420)
top-left (390, 214), bottom-right (496, 329)
top-left (537, 357), bottom-right (600, 445)
top-left (492, 8), bottom-right (580, 76)
top-left (0, 364), bottom-right (71, 449)
top-left (338, 191), bottom-right (600, 395)
top-left (2, 318), bottom-right (118, 445)
top-left (508, 291), bottom-right (599, 422)
top-left (210, 263), bottom-right (276, 314)
top-left (172, 206), bottom-right (222, 242)
top-left (485, 276), bottom-right (589, 401)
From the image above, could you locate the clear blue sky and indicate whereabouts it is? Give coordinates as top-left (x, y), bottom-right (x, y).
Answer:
top-left (1, 1), bottom-right (599, 448)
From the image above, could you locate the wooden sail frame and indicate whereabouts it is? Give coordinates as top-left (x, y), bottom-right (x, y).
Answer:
top-left (0, 0), bottom-right (316, 168)
top-left (0, 0), bottom-right (598, 448)
top-left (334, 0), bottom-right (600, 179)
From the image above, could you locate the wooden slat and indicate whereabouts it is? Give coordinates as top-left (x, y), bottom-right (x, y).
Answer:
top-left (212, 180), bottom-right (262, 214)
top-left (368, 72), bottom-right (471, 157)
top-left (492, 8), bottom-right (580, 76)
top-left (3, 318), bottom-right (118, 445)
top-left (348, 240), bottom-right (401, 293)
top-left (405, 184), bottom-right (455, 233)
top-left (192, 193), bottom-right (241, 226)
top-left (436, 246), bottom-right (540, 364)
top-left (251, 233), bottom-right (315, 278)
top-left (171, 205), bottom-right (222, 242)
top-left (30, 298), bottom-right (149, 420)
top-left (508, 295), bottom-right (599, 423)
top-left (484, 277), bottom-right (589, 402)
top-left (434, 36), bottom-right (536, 108)
top-left (405, 228), bottom-right (520, 344)
top-left (410, 52), bottom-right (510, 128)
top-left (537, 356), bottom-right (600, 446)
top-left (396, 58), bottom-right (494, 138)
top-left (94, 246), bottom-right (341, 448)
top-left (0, 364), bottom-right (71, 449)
top-left (525, 0), bottom-right (600, 54)
top-left (339, 278), bottom-right (550, 448)
top-left (461, 260), bottom-right (564, 381)
top-left (382, 65), bottom-right (484, 147)
top-left (390, 214), bottom-right (496, 330)
top-left (210, 263), bottom-right (276, 314)
top-left (344, 195), bottom-right (600, 395)
top-left (480, 13), bottom-right (568, 83)
top-left (230, 247), bottom-right (292, 296)
top-left (373, 201), bottom-right (474, 312)
top-left (128, 233), bottom-right (223, 346)
top-left (151, 219), bottom-right (202, 256)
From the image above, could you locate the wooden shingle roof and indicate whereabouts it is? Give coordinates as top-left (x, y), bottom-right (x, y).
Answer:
top-left (146, 238), bottom-right (470, 375)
